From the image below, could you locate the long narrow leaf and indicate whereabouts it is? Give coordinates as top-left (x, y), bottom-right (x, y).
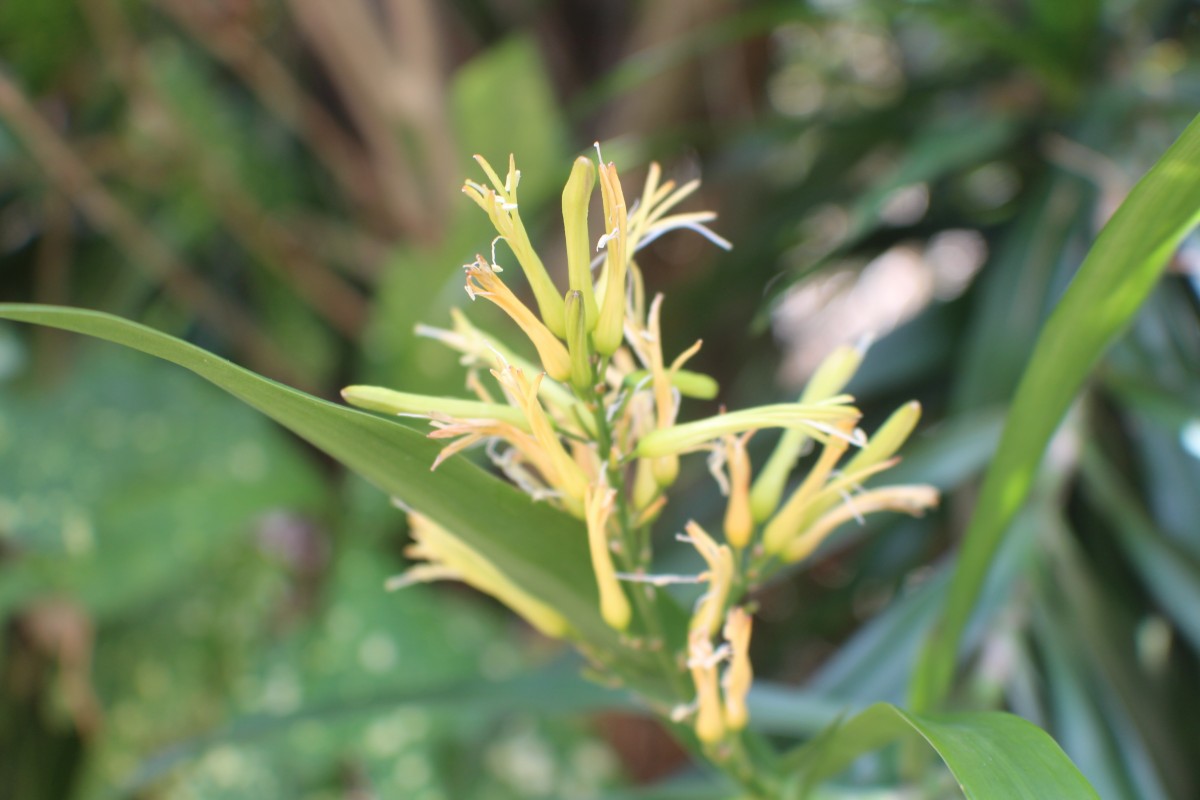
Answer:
top-left (909, 114), bottom-right (1200, 712)
top-left (0, 305), bottom-right (639, 667)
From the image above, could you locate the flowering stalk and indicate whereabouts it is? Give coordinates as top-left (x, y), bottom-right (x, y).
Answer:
top-left (345, 148), bottom-right (937, 798)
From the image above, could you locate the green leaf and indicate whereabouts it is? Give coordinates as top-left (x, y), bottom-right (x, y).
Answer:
top-left (797, 703), bottom-right (1099, 799)
top-left (0, 305), bottom-right (652, 679)
top-left (909, 114), bottom-right (1200, 712)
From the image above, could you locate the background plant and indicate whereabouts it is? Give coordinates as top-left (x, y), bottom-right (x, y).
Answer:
top-left (1, 1), bottom-right (1198, 798)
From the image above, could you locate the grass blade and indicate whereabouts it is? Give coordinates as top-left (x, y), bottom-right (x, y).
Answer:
top-left (909, 114), bottom-right (1200, 712)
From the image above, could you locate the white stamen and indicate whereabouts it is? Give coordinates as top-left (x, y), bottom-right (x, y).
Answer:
top-left (636, 221), bottom-right (733, 252)
top-left (490, 235), bottom-right (508, 269)
top-left (686, 643), bottom-right (731, 670)
top-left (670, 701), bottom-right (698, 722)
top-left (838, 487), bottom-right (866, 526)
top-left (596, 228), bottom-right (620, 251)
top-left (706, 446), bottom-right (731, 495)
top-left (614, 572), bottom-right (705, 586)
top-left (605, 389), bottom-right (629, 424)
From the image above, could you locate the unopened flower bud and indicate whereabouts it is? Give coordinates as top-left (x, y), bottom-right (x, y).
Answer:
top-left (563, 157), bottom-right (599, 329)
top-left (564, 290), bottom-right (594, 392)
top-left (723, 434), bottom-right (753, 549)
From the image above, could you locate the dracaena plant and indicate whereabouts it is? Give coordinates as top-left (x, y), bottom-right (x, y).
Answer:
top-left (18, 124), bottom-right (1189, 793)
top-left (341, 148), bottom-right (937, 790)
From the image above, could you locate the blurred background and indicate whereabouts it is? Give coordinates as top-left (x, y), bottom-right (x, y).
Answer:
top-left (1, 1), bottom-right (1199, 798)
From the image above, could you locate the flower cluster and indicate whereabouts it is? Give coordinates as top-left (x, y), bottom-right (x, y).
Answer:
top-left (342, 147), bottom-right (937, 749)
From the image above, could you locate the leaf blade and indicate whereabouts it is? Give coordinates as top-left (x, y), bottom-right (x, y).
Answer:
top-left (909, 113), bottom-right (1200, 711)
top-left (0, 304), bottom-right (621, 653)
top-left (801, 703), bottom-right (1099, 799)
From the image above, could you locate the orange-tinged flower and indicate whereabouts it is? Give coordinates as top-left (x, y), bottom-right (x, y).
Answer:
top-left (389, 512), bottom-right (569, 639)
top-left (463, 154), bottom-right (565, 336)
top-left (585, 484), bottom-right (631, 631)
top-left (465, 256), bottom-right (571, 382)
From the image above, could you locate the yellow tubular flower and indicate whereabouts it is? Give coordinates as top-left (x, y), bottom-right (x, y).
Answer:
top-left (465, 256), bottom-right (572, 382)
top-left (593, 153), bottom-right (629, 355)
top-left (722, 608), bottom-right (753, 731)
top-left (685, 521), bottom-right (735, 640)
top-left (689, 636), bottom-right (726, 744)
top-left (463, 154), bottom-right (565, 335)
top-left (723, 433), bottom-right (754, 549)
top-left (426, 418), bottom-right (552, 476)
top-left (647, 296), bottom-right (675, 433)
top-left (393, 513), bottom-right (569, 638)
top-left (750, 343), bottom-right (866, 522)
top-left (495, 366), bottom-right (590, 513)
top-left (585, 485), bottom-right (631, 631)
top-left (341, 385), bottom-right (530, 431)
top-left (765, 403), bottom-right (924, 554)
top-left (841, 400), bottom-right (921, 476)
top-left (762, 419), bottom-right (857, 556)
top-left (562, 156), bottom-right (599, 328)
top-left (419, 309), bottom-right (587, 428)
top-left (632, 453), bottom-right (662, 513)
top-left (636, 399), bottom-right (861, 458)
top-left (634, 294), bottom-right (706, 488)
top-left (782, 485), bottom-right (940, 564)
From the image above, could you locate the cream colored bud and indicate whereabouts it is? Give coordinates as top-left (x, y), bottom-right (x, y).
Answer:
top-left (782, 485), bottom-right (939, 563)
top-left (652, 454), bottom-right (679, 488)
top-left (685, 521), bottom-right (735, 640)
top-left (801, 342), bottom-right (865, 403)
top-left (843, 401), bottom-right (921, 477)
top-left (723, 434), bottom-right (753, 549)
top-left (690, 637), bottom-right (726, 744)
top-left (722, 608), bottom-right (753, 731)
top-left (586, 485), bottom-right (631, 631)
top-left (632, 457), bottom-right (660, 510)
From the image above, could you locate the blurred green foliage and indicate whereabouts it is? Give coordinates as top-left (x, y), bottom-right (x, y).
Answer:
top-left (1, 0), bottom-right (1199, 798)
